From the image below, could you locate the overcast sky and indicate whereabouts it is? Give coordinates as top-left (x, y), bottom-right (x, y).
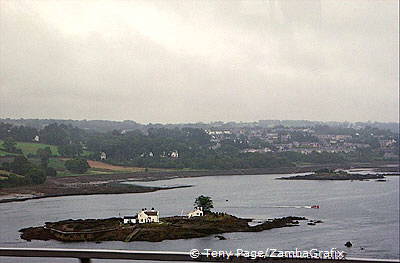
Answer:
top-left (0, 0), bottom-right (398, 124)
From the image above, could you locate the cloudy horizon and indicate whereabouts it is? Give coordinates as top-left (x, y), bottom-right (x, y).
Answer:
top-left (0, 0), bottom-right (398, 124)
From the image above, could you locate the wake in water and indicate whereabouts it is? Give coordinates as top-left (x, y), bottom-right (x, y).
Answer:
top-left (225, 205), bottom-right (319, 209)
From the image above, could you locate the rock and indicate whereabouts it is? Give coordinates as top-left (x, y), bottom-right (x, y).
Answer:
top-left (345, 241), bottom-right (352, 247)
top-left (215, 235), bottom-right (226, 240)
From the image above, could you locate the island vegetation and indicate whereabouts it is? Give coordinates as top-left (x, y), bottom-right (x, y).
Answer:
top-left (277, 169), bottom-right (388, 181)
top-left (19, 196), bottom-right (312, 242)
top-left (20, 214), bottom-right (308, 242)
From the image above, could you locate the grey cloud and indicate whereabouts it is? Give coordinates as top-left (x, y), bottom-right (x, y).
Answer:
top-left (0, 0), bottom-right (398, 123)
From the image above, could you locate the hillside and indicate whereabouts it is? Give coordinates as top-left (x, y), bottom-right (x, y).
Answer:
top-left (0, 140), bottom-right (59, 156)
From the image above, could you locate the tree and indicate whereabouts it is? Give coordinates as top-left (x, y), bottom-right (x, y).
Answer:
top-left (37, 147), bottom-right (52, 168)
top-left (65, 158), bottom-right (90, 173)
top-left (8, 156), bottom-right (32, 175)
top-left (58, 143), bottom-right (83, 157)
top-left (2, 137), bottom-right (20, 153)
top-left (45, 167), bottom-right (57, 177)
top-left (194, 195), bottom-right (214, 212)
top-left (25, 168), bottom-right (46, 184)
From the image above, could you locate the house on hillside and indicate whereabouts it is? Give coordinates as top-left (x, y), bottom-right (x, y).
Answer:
top-left (137, 208), bottom-right (159, 223)
top-left (33, 135), bottom-right (40, 142)
top-left (123, 216), bottom-right (137, 224)
top-left (100, 152), bottom-right (107, 160)
top-left (123, 208), bottom-right (160, 224)
top-left (170, 150), bottom-right (179, 158)
top-left (187, 207), bottom-right (203, 218)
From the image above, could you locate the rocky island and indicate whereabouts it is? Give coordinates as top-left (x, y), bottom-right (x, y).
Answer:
top-left (277, 169), bottom-right (388, 181)
top-left (20, 213), bottom-right (307, 242)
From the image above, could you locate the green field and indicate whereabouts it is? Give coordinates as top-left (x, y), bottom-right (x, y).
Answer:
top-left (0, 140), bottom-right (60, 156)
top-left (0, 140), bottom-right (92, 157)
top-left (0, 149), bottom-right (18, 157)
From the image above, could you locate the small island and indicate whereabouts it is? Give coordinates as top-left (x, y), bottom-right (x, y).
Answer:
top-left (277, 169), bottom-right (387, 181)
top-left (19, 196), bottom-right (308, 242)
top-left (20, 214), bottom-right (307, 242)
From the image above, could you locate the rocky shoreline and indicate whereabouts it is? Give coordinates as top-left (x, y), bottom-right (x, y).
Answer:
top-left (0, 183), bottom-right (190, 204)
top-left (20, 214), bottom-right (307, 242)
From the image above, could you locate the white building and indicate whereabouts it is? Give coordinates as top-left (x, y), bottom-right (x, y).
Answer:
top-left (100, 152), bottom-right (107, 160)
top-left (187, 207), bottom-right (204, 218)
top-left (123, 216), bottom-right (137, 224)
top-left (137, 208), bottom-right (159, 223)
top-left (170, 151), bottom-right (179, 158)
top-left (33, 135), bottom-right (40, 142)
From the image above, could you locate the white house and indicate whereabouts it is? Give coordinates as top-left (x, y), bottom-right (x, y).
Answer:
top-left (187, 207), bottom-right (204, 218)
top-left (100, 152), bottom-right (107, 160)
top-left (123, 216), bottom-right (137, 224)
top-left (33, 135), bottom-right (40, 142)
top-left (170, 150), bottom-right (179, 158)
top-left (137, 208), bottom-right (159, 223)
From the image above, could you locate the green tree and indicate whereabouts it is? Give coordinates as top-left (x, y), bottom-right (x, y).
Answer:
top-left (25, 168), bottom-right (46, 184)
top-left (65, 158), bottom-right (90, 173)
top-left (2, 137), bottom-right (20, 153)
top-left (9, 156), bottom-right (32, 175)
top-left (194, 195), bottom-right (214, 212)
top-left (58, 143), bottom-right (83, 157)
top-left (45, 167), bottom-right (57, 177)
top-left (37, 147), bottom-right (52, 168)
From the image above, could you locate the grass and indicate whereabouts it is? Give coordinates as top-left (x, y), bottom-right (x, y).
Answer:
top-left (0, 169), bottom-right (23, 178)
top-left (0, 140), bottom-right (92, 159)
top-left (0, 140), bottom-right (60, 156)
top-left (55, 169), bottom-right (114, 177)
top-left (0, 149), bottom-right (19, 157)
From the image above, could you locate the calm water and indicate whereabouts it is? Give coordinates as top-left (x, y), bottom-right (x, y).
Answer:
top-left (0, 172), bottom-right (399, 262)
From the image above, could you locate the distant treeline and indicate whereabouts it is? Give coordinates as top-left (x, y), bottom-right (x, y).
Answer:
top-left (0, 121), bottom-right (395, 170)
top-left (1, 118), bottom-right (398, 133)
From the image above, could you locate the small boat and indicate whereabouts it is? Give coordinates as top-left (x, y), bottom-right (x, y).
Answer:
top-left (311, 205), bottom-right (320, 209)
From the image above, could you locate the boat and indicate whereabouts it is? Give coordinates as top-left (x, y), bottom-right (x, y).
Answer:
top-left (311, 205), bottom-right (320, 209)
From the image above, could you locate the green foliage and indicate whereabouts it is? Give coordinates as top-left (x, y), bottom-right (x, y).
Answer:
top-left (17, 141), bottom-right (59, 156)
top-left (194, 195), bottom-right (214, 212)
top-left (2, 137), bottom-right (21, 154)
top-left (45, 167), bottom-right (57, 177)
top-left (8, 156), bottom-right (33, 175)
top-left (58, 143), bottom-right (83, 157)
top-left (65, 158), bottom-right (90, 174)
top-left (25, 168), bottom-right (46, 184)
top-left (0, 156), bottom-right (48, 188)
top-left (37, 147), bottom-right (52, 168)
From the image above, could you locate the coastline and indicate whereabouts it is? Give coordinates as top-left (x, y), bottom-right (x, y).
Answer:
top-left (0, 161), bottom-right (398, 204)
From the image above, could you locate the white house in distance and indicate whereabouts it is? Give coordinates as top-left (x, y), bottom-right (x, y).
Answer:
top-left (124, 208), bottom-right (160, 224)
top-left (123, 215), bottom-right (137, 224)
top-left (170, 150), bottom-right (179, 158)
top-left (138, 208), bottom-right (159, 223)
top-left (100, 152), bottom-right (107, 160)
top-left (187, 207), bottom-right (204, 218)
top-left (33, 135), bottom-right (40, 142)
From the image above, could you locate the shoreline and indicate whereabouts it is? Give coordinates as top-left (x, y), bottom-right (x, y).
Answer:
top-left (0, 162), bottom-right (398, 204)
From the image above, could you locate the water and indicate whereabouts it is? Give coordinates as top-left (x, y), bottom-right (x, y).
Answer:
top-left (0, 172), bottom-right (399, 262)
